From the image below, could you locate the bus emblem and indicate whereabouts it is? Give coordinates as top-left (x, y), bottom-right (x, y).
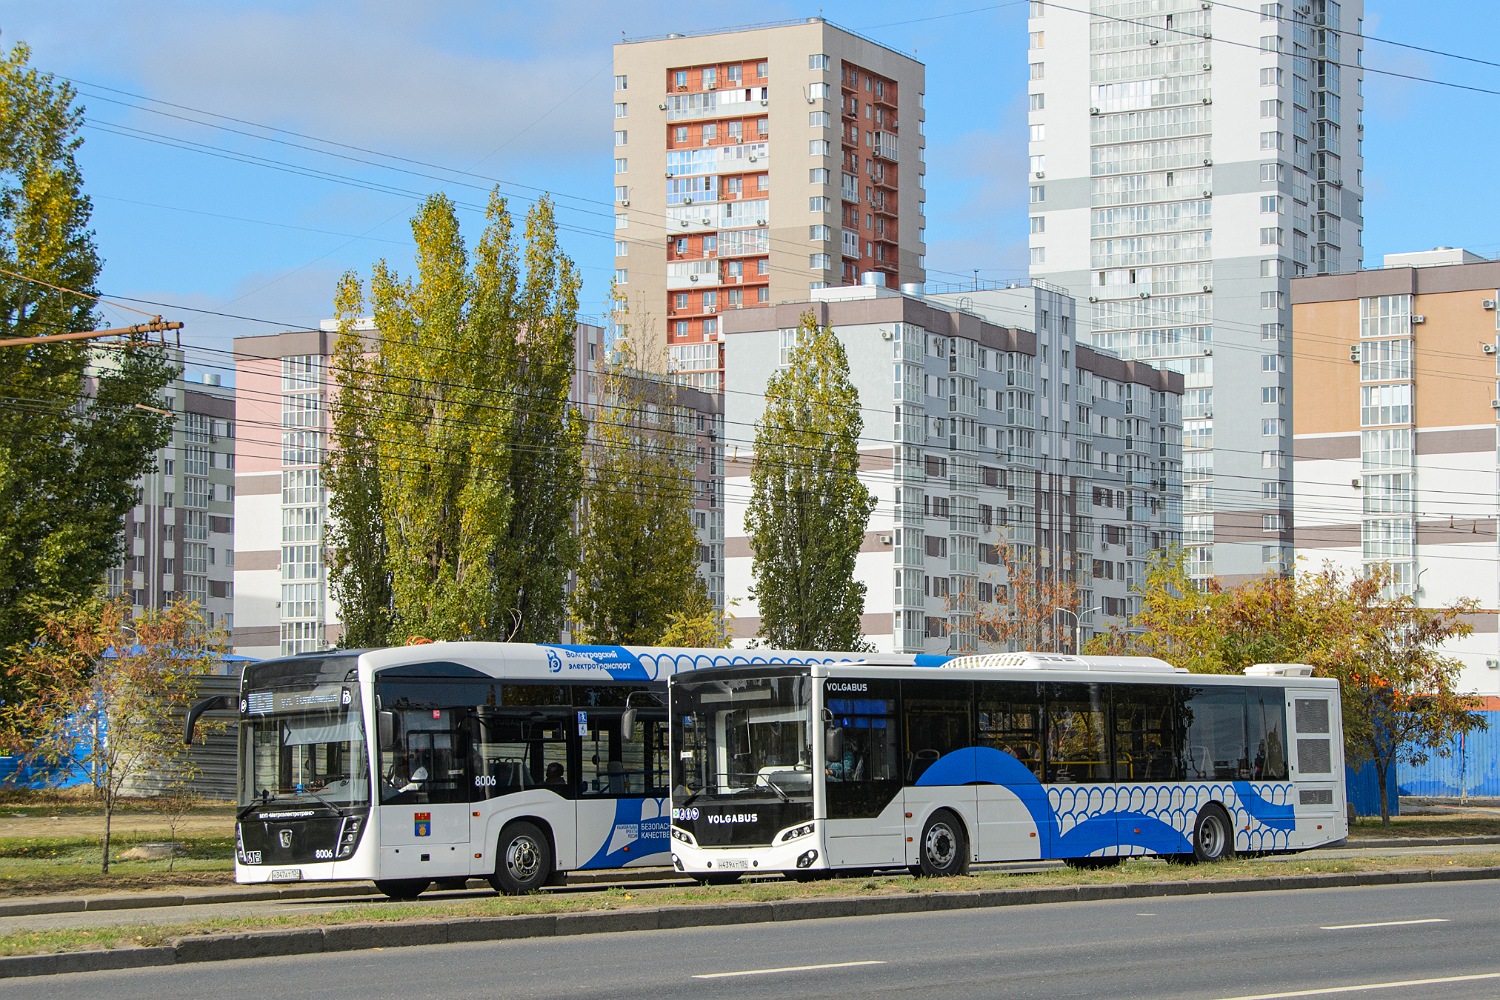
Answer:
top-left (278, 829), bottom-right (293, 849)
top-left (414, 812), bottom-right (431, 837)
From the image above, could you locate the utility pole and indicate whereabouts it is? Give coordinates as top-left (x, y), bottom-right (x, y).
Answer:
top-left (0, 315), bottom-right (183, 349)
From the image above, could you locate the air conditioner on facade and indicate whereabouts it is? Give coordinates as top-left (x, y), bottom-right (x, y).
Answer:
top-left (1349, 345), bottom-right (1360, 362)
top-left (881, 329), bottom-right (893, 340)
top-left (1483, 344), bottom-right (1496, 355)
top-left (620, 199), bottom-right (629, 207)
top-left (1484, 299), bottom-right (1497, 310)
top-left (1412, 315), bottom-right (1426, 324)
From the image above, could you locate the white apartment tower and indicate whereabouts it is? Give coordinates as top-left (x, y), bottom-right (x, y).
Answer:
top-left (1028, 0), bottom-right (1364, 582)
top-left (613, 18), bottom-right (926, 393)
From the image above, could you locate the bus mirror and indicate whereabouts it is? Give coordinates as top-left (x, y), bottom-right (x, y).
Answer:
top-left (377, 710), bottom-right (396, 751)
top-left (621, 707), bottom-right (637, 736)
top-left (182, 695), bottom-right (231, 745)
top-left (826, 727), bottom-right (844, 762)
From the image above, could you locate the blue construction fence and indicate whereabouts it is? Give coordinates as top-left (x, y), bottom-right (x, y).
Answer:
top-left (1396, 711), bottom-right (1500, 799)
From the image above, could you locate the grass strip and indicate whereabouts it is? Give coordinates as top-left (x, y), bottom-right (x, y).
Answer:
top-left (2, 849), bottom-right (1498, 958)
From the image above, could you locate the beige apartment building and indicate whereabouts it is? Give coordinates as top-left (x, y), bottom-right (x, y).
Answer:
top-left (1291, 248), bottom-right (1500, 696)
top-left (613, 18), bottom-right (926, 393)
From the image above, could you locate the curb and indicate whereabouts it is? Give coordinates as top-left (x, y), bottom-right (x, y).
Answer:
top-left (3, 865), bottom-right (1498, 980)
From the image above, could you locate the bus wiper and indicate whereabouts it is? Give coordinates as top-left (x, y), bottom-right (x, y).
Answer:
top-left (761, 777), bottom-right (790, 802)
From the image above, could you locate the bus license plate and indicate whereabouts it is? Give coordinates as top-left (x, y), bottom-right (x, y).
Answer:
top-left (270, 868), bottom-right (302, 882)
top-left (716, 859), bottom-right (749, 870)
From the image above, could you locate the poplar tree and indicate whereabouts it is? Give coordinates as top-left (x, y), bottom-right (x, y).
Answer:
top-left (572, 329), bottom-right (707, 645)
top-left (0, 43), bottom-right (174, 689)
top-left (326, 191), bottom-right (582, 643)
top-left (745, 312), bottom-right (875, 651)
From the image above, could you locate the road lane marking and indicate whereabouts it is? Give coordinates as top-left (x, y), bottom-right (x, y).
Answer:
top-left (693, 960), bottom-right (886, 979)
top-left (1319, 918), bottom-right (1449, 930)
top-left (1212, 971), bottom-right (1500, 999)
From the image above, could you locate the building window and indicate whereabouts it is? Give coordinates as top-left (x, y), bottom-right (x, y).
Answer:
top-left (1260, 99), bottom-right (1283, 118)
top-left (1030, 247), bottom-right (1046, 265)
top-left (1261, 450), bottom-right (1286, 469)
top-left (1262, 386), bottom-right (1284, 404)
top-left (810, 224), bottom-right (830, 240)
top-left (810, 110), bottom-right (830, 128)
top-left (615, 240), bottom-right (628, 257)
top-left (756, 61), bottom-right (768, 79)
top-left (727, 64), bottom-right (742, 85)
top-left (674, 70), bottom-right (688, 89)
top-left (1260, 195), bottom-right (1279, 213)
top-left (1261, 354), bottom-right (1283, 373)
top-left (810, 139), bottom-right (830, 156)
top-left (810, 82), bottom-right (829, 100)
top-left (701, 123), bottom-right (716, 144)
top-left (1261, 323), bottom-right (1284, 341)
top-left (1260, 291), bottom-right (1284, 309)
top-left (1260, 163), bottom-right (1284, 183)
top-left (1030, 185), bottom-right (1045, 203)
top-left (614, 130), bottom-right (627, 146)
top-left (614, 157), bottom-right (627, 174)
top-left (1029, 92), bottom-right (1045, 111)
top-left (1262, 418), bottom-right (1282, 436)
top-left (674, 320), bottom-right (689, 338)
top-left (1259, 131), bottom-right (1282, 150)
top-left (810, 253), bottom-right (831, 270)
top-left (614, 75), bottom-right (627, 91)
top-left (613, 102), bottom-right (627, 119)
top-left (701, 67), bottom-right (717, 89)
top-left (1029, 62), bottom-right (1044, 80)
top-left (614, 268), bottom-right (628, 284)
top-left (1263, 514), bottom-right (1284, 532)
top-left (810, 196), bottom-right (829, 211)
top-left (810, 54), bottom-right (829, 70)
top-left (1029, 216), bottom-right (1045, 234)
top-left (810, 167), bottom-right (828, 184)
top-left (1029, 123), bottom-right (1045, 142)
top-left (1259, 227), bottom-right (1282, 246)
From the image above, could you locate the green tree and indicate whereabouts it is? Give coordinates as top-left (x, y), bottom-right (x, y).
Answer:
top-left (327, 190), bottom-right (582, 642)
top-left (325, 277), bottom-right (394, 647)
top-left (0, 44), bottom-right (175, 692)
top-left (1095, 555), bottom-right (1486, 824)
top-left (1310, 566), bottom-right (1485, 825)
top-left (572, 322), bottom-right (706, 645)
top-left (745, 312), bottom-right (875, 651)
top-left (0, 596), bottom-right (224, 873)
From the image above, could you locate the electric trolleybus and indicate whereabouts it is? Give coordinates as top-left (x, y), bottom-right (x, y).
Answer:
top-left (667, 653), bottom-right (1346, 880)
top-left (185, 642), bottom-right (947, 899)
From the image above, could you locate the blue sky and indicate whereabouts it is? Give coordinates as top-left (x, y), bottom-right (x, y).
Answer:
top-left (4, 1), bottom-right (1497, 377)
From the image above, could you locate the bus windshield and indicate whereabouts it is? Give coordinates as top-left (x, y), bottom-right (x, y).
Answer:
top-left (672, 671), bottom-right (813, 802)
top-left (243, 692), bottom-right (370, 810)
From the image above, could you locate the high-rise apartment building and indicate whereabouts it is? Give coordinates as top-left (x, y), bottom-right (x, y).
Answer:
top-left (105, 364), bottom-right (236, 630)
top-left (231, 319), bottom-right (724, 658)
top-left (1028, 0), bottom-right (1363, 582)
top-left (722, 279), bottom-right (1182, 653)
top-left (1292, 248), bottom-right (1500, 696)
top-left (613, 18), bottom-right (926, 393)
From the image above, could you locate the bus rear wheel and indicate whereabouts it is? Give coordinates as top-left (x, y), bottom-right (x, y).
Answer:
top-left (1192, 804), bottom-right (1236, 863)
top-left (374, 878), bottom-right (429, 900)
top-left (489, 820), bottom-right (552, 895)
top-left (915, 810), bottom-right (969, 878)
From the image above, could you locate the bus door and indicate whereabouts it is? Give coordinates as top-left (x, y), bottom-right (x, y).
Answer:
top-left (974, 682), bottom-right (1045, 861)
top-left (823, 680), bottom-right (906, 866)
top-left (469, 706), bottom-right (576, 867)
top-left (1287, 687), bottom-right (1343, 843)
top-left (574, 698), bottom-right (670, 869)
top-left (900, 681), bottom-right (977, 864)
top-left (377, 708), bottom-right (470, 877)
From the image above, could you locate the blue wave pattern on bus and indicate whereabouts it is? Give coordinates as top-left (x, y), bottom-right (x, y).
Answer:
top-left (916, 747), bottom-right (1296, 856)
top-left (539, 646), bottom-right (934, 683)
top-left (579, 797), bottom-right (671, 869)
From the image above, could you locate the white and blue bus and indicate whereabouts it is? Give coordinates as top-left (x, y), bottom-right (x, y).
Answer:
top-left (187, 642), bottom-right (946, 898)
top-left (667, 653), bottom-right (1347, 880)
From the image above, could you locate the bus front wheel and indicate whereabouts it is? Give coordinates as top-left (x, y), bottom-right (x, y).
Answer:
top-left (1191, 804), bottom-right (1236, 863)
top-left (914, 810), bottom-right (969, 878)
top-left (374, 878), bottom-right (429, 900)
top-left (489, 820), bottom-right (553, 895)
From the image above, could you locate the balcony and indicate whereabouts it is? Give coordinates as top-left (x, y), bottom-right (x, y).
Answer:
top-left (872, 133), bottom-right (899, 160)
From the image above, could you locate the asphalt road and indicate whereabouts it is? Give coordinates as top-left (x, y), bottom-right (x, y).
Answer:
top-left (3, 841), bottom-right (1497, 937)
top-left (16, 880), bottom-right (1500, 999)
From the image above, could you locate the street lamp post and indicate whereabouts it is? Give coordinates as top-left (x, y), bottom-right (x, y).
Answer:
top-left (1053, 606), bottom-right (1101, 654)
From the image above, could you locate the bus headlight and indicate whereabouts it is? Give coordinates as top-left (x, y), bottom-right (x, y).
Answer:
top-left (778, 822), bottom-right (816, 843)
top-left (335, 816), bottom-right (364, 859)
top-left (671, 825), bottom-right (697, 847)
